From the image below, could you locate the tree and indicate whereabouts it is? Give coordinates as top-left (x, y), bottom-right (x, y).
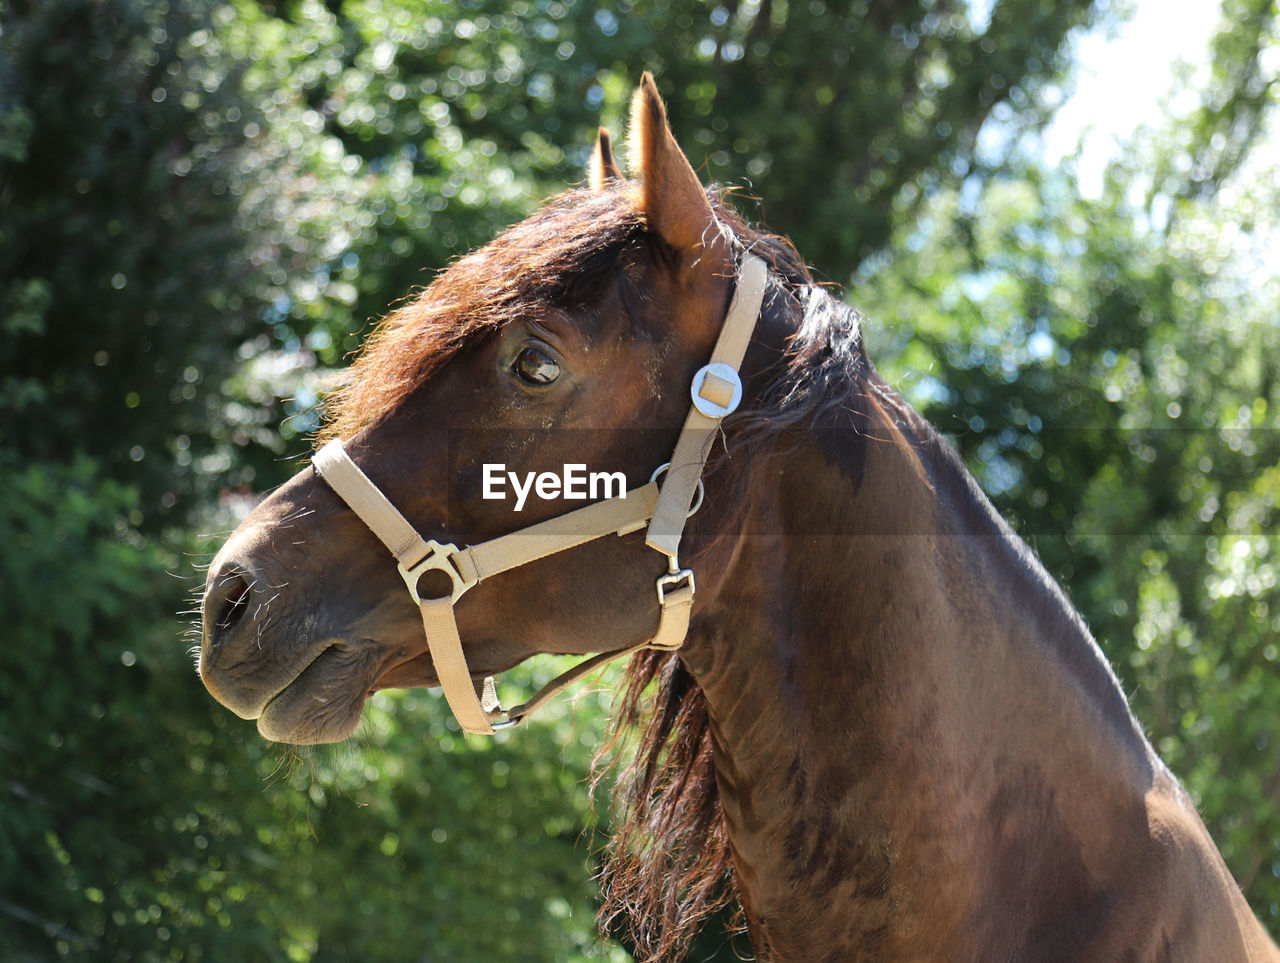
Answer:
top-left (0, 0), bottom-right (290, 524)
top-left (854, 4), bottom-right (1280, 925)
top-left (17, 0), bottom-right (1275, 959)
top-left (215, 0), bottom-right (1106, 496)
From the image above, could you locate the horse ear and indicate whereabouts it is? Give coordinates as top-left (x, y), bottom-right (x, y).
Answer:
top-left (627, 73), bottom-right (722, 260)
top-left (589, 127), bottom-right (624, 190)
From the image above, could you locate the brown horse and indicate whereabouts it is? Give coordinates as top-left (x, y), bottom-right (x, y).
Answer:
top-left (199, 75), bottom-right (1278, 961)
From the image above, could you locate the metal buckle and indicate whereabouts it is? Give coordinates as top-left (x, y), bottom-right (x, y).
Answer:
top-left (656, 566), bottom-right (695, 605)
top-left (649, 462), bottom-right (705, 517)
top-left (398, 540), bottom-right (478, 604)
top-left (690, 362), bottom-right (743, 418)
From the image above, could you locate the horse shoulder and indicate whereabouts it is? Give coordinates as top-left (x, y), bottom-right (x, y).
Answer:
top-left (1106, 773), bottom-right (1280, 962)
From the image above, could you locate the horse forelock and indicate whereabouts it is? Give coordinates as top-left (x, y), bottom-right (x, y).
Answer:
top-left (321, 182), bottom-right (830, 446)
top-left (321, 186), bottom-right (646, 441)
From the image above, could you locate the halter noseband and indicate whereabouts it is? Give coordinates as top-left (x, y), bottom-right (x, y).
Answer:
top-left (313, 254), bottom-right (768, 734)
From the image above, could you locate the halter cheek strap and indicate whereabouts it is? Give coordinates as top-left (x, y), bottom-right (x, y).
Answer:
top-left (314, 254), bottom-right (768, 735)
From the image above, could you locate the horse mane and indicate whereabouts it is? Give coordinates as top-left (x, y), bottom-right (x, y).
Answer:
top-left (594, 209), bottom-right (920, 961)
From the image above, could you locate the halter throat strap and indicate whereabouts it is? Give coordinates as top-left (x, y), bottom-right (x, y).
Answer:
top-left (314, 254), bottom-right (768, 734)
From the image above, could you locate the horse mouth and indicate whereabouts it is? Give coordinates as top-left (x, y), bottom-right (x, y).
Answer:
top-left (369, 651), bottom-right (440, 692)
top-left (256, 643), bottom-right (382, 745)
top-left (254, 638), bottom-right (508, 743)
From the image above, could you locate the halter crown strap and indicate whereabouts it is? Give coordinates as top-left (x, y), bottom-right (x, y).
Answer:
top-left (646, 255), bottom-right (768, 558)
top-left (314, 253), bottom-right (765, 735)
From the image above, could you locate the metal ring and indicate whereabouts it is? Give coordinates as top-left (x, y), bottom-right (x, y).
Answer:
top-left (398, 540), bottom-right (477, 605)
top-left (649, 462), bottom-right (705, 518)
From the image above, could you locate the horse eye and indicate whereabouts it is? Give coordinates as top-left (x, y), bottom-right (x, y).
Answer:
top-left (512, 346), bottom-right (560, 386)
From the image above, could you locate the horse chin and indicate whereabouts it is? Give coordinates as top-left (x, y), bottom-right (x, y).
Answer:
top-left (255, 643), bottom-right (379, 745)
top-left (370, 651), bottom-right (439, 692)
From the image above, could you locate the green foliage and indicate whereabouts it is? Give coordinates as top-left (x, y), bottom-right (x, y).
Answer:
top-left (1176, 0), bottom-right (1279, 197)
top-left (269, 682), bottom-right (622, 962)
top-left (0, 0), bottom-right (277, 526)
top-left (0, 456), bottom-right (227, 958)
top-left (0, 453), bottom-right (620, 960)
top-left (2, 0), bottom-right (1277, 957)
top-left (858, 44), bottom-right (1280, 926)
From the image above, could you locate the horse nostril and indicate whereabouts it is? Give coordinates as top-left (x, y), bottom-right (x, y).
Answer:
top-left (208, 572), bottom-right (252, 641)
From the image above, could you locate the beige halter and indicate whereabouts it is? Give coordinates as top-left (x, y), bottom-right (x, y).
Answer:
top-left (314, 254), bottom-right (767, 734)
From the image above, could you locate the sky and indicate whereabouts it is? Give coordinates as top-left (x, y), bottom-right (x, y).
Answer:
top-left (1041, 0), bottom-right (1224, 196)
top-left (1034, 0), bottom-right (1280, 286)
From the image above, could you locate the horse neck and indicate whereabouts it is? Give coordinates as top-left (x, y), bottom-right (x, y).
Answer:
top-left (682, 384), bottom-right (1160, 958)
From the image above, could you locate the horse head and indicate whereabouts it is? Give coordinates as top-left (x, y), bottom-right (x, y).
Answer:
top-left (199, 74), bottom-right (786, 744)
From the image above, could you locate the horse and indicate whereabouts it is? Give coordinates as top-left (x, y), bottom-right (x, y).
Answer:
top-left (198, 74), bottom-right (1279, 961)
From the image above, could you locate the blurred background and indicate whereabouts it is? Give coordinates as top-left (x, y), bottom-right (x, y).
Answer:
top-left (1, 0), bottom-right (1277, 958)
